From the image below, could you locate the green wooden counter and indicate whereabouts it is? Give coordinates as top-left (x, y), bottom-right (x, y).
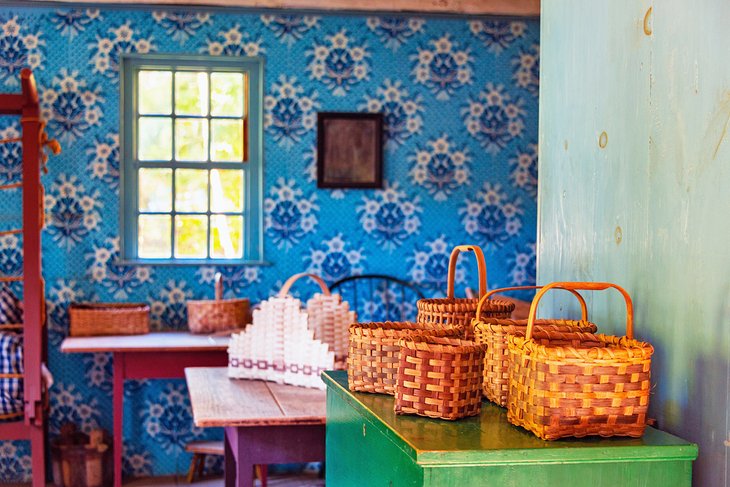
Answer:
top-left (323, 371), bottom-right (697, 487)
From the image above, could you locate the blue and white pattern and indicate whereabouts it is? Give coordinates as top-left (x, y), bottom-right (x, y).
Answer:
top-left (0, 234), bottom-right (22, 278)
top-left (142, 383), bottom-right (203, 453)
top-left (409, 134), bottom-right (470, 201)
top-left (0, 7), bottom-right (538, 481)
top-left (261, 14), bottom-right (319, 46)
top-left (360, 79), bottom-right (423, 149)
top-left (468, 20), bottom-right (527, 54)
top-left (264, 178), bottom-right (318, 248)
top-left (41, 68), bottom-right (104, 144)
top-left (204, 25), bottom-right (264, 56)
top-left (304, 234), bottom-right (365, 282)
top-left (151, 11), bottom-right (211, 44)
top-left (51, 9), bottom-right (101, 39)
top-left (510, 143), bottom-right (538, 198)
top-left (412, 34), bottom-right (472, 100)
top-left (89, 21), bottom-right (155, 79)
top-left (45, 174), bottom-right (103, 249)
top-left (366, 17), bottom-right (424, 51)
top-left (358, 183), bottom-right (421, 250)
top-left (0, 441), bottom-right (31, 482)
top-left (307, 29), bottom-right (370, 96)
top-left (264, 75), bottom-right (319, 149)
top-left (462, 82), bottom-right (526, 155)
top-left (0, 16), bottom-right (43, 86)
top-left (461, 183), bottom-right (524, 248)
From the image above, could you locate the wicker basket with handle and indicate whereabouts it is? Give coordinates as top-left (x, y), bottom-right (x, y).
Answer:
top-left (69, 303), bottom-right (149, 337)
top-left (507, 282), bottom-right (654, 440)
top-left (473, 285), bottom-right (597, 407)
top-left (348, 321), bottom-right (462, 395)
top-left (395, 336), bottom-right (486, 420)
top-left (187, 273), bottom-right (249, 334)
top-left (416, 245), bottom-right (514, 339)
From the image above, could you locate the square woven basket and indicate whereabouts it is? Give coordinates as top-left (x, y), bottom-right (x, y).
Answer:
top-left (69, 303), bottom-right (149, 337)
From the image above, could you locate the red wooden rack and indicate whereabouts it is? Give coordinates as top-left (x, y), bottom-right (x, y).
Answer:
top-left (0, 68), bottom-right (54, 487)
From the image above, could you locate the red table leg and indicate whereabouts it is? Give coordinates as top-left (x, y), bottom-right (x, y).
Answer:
top-left (113, 353), bottom-right (124, 487)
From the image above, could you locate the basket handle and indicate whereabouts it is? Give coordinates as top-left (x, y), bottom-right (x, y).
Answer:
top-left (278, 272), bottom-right (331, 297)
top-left (476, 285), bottom-right (588, 320)
top-left (214, 273), bottom-right (223, 301)
top-left (526, 282), bottom-right (634, 340)
top-left (447, 245), bottom-right (487, 299)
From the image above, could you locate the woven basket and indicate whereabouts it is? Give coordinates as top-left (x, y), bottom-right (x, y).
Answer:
top-left (348, 321), bottom-right (462, 395)
top-left (395, 336), bottom-right (486, 420)
top-left (69, 303), bottom-right (149, 337)
top-left (417, 245), bottom-right (513, 339)
top-left (473, 285), bottom-right (598, 407)
top-left (507, 282), bottom-right (654, 440)
top-left (187, 273), bottom-right (249, 334)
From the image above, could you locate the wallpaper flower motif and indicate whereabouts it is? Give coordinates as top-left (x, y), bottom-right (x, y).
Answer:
top-left (196, 265), bottom-right (261, 296)
top-left (41, 68), bottom-right (104, 144)
top-left (412, 34), bottom-right (473, 100)
top-left (87, 132), bottom-right (120, 190)
top-left (361, 79), bottom-right (423, 149)
top-left (50, 382), bottom-right (100, 435)
top-left (123, 443), bottom-right (154, 478)
top-left (51, 9), bottom-right (101, 39)
top-left (510, 143), bottom-right (538, 198)
top-left (513, 43), bottom-right (540, 96)
top-left (462, 82), bottom-right (526, 154)
top-left (89, 21), bottom-right (155, 79)
top-left (0, 125), bottom-right (20, 185)
top-left (0, 441), bottom-right (31, 482)
top-left (151, 11), bottom-right (211, 44)
top-left (461, 182), bottom-right (524, 248)
top-left (304, 233), bottom-right (365, 282)
top-left (307, 29), bottom-right (370, 96)
top-left (408, 235), bottom-right (464, 292)
top-left (264, 177), bottom-right (319, 248)
top-left (86, 237), bottom-right (154, 299)
top-left (366, 17), bottom-right (424, 51)
top-left (409, 134), bottom-right (470, 201)
top-left (264, 74), bottom-right (319, 149)
top-left (204, 25), bottom-right (264, 56)
top-left (142, 383), bottom-right (203, 454)
top-left (261, 14), bottom-right (319, 46)
top-left (83, 352), bottom-right (113, 393)
top-left (358, 183), bottom-right (421, 250)
top-left (468, 20), bottom-right (527, 54)
top-left (45, 174), bottom-right (103, 249)
top-left (149, 280), bottom-right (192, 331)
top-left (0, 234), bottom-right (22, 278)
top-left (509, 241), bottom-right (536, 285)
top-left (0, 16), bottom-right (43, 86)
top-left (46, 279), bottom-right (87, 346)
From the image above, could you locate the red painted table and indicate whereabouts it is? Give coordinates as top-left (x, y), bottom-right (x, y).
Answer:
top-left (185, 366), bottom-right (326, 487)
top-left (61, 332), bottom-right (229, 487)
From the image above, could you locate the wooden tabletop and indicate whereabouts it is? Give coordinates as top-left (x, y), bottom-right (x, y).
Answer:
top-left (60, 331), bottom-right (230, 354)
top-left (185, 367), bottom-right (326, 428)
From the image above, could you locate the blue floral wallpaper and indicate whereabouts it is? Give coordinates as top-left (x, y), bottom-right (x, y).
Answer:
top-left (0, 5), bottom-right (539, 481)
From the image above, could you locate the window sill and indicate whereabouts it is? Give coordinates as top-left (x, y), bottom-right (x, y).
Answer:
top-left (114, 259), bottom-right (272, 267)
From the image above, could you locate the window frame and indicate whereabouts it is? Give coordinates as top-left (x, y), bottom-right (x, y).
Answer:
top-left (119, 53), bottom-right (266, 266)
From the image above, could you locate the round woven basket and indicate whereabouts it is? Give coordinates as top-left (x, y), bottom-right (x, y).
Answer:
top-left (417, 245), bottom-right (513, 339)
top-left (187, 273), bottom-right (249, 334)
top-left (347, 321), bottom-right (462, 395)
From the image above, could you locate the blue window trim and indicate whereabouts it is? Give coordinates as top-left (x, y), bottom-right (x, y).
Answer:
top-left (119, 54), bottom-right (265, 265)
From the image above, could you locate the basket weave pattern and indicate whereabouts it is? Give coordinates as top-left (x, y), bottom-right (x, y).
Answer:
top-left (187, 273), bottom-right (249, 334)
top-left (69, 303), bottom-right (149, 337)
top-left (347, 322), bottom-right (461, 395)
top-left (395, 336), bottom-right (486, 420)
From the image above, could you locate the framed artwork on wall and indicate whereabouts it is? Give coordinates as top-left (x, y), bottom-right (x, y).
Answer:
top-left (316, 112), bottom-right (383, 189)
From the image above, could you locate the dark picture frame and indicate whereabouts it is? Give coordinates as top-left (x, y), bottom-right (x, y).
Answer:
top-left (317, 112), bottom-right (383, 189)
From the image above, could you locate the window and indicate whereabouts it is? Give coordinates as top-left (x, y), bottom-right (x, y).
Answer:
top-left (120, 54), bottom-right (264, 264)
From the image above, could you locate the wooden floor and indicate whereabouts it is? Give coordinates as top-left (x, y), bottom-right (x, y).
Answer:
top-left (7, 473), bottom-right (325, 487)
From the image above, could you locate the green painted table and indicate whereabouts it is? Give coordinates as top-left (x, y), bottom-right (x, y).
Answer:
top-left (322, 371), bottom-right (697, 487)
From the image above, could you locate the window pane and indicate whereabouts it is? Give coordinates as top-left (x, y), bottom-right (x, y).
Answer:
top-left (138, 214), bottom-right (171, 258)
top-left (138, 168), bottom-right (172, 212)
top-left (211, 119), bottom-right (243, 162)
top-left (210, 169), bottom-right (243, 213)
top-left (175, 118), bottom-right (208, 161)
top-left (175, 169), bottom-right (208, 212)
top-left (211, 215), bottom-right (243, 259)
top-left (175, 72), bottom-right (208, 116)
top-left (138, 117), bottom-right (172, 161)
top-left (175, 215), bottom-right (208, 258)
top-left (138, 71), bottom-right (172, 115)
top-left (210, 72), bottom-right (244, 117)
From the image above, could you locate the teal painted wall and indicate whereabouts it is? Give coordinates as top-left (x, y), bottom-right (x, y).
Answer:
top-left (538, 1), bottom-right (730, 485)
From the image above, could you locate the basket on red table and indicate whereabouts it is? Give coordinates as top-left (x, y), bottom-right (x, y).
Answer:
top-left (416, 245), bottom-right (513, 340)
top-left (473, 285), bottom-right (598, 407)
top-left (507, 282), bottom-right (654, 440)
